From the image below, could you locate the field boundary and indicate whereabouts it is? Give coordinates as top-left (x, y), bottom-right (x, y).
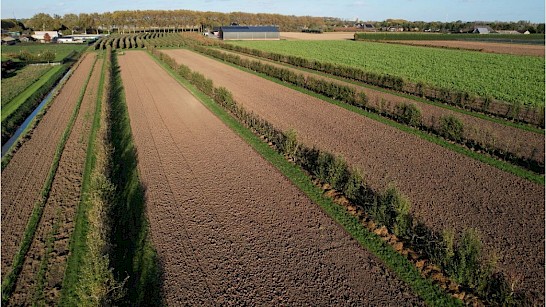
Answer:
top-left (107, 50), bottom-right (163, 306)
top-left (216, 46), bottom-right (544, 135)
top-left (187, 48), bottom-right (544, 184)
top-left (1, 52), bottom-right (87, 170)
top-left (59, 51), bottom-right (106, 304)
top-left (1, 66), bottom-right (63, 122)
top-left (221, 42), bottom-right (544, 127)
top-left (148, 50), bottom-right (462, 306)
top-left (1, 53), bottom-right (97, 304)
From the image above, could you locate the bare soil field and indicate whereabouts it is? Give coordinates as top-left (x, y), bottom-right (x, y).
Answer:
top-left (281, 32), bottom-right (355, 40)
top-left (164, 49), bottom-right (545, 301)
top-left (388, 40), bottom-right (545, 57)
top-left (9, 58), bottom-right (102, 306)
top-left (118, 50), bottom-right (423, 305)
top-left (215, 48), bottom-right (545, 164)
top-left (1, 53), bottom-right (95, 280)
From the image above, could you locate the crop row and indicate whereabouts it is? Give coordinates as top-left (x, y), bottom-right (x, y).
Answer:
top-left (225, 40), bottom-right (544, 126)
top-left (191, 45), bottom-right (543, 176)
top-left (93, 32), bottom-right (171, 50)
top-left (152, 47), bottom-right (528, 305)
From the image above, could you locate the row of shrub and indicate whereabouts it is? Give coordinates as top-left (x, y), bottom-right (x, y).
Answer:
top-left (218, 43), bottom-right (544, 127)
top-left (152, 47), bottom-right (527, 305)
top-left (192, 45), bottom-right (544, 173)
top-left (95, 32), bottom-right (176, 50)
top-left (68, 46), bottom-right (122, 305)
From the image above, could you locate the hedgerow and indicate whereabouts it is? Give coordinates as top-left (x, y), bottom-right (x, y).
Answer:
top-left (151, 48), bottom-right (528, 305)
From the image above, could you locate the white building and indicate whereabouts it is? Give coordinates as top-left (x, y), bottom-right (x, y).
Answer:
top-left (31, 31), bottom-right (59, 42)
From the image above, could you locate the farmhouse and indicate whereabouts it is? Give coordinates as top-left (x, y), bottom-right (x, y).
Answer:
top-left (219, 26), bottom-right (279, 40)
top-left (1, 37), bottom-right (17, 45)
top-left (472, 26), bottom-right (494, 34)
top-left (31, 31), bottom-right (59, 42)
top-left (57, 37), bottom-right (75, 43)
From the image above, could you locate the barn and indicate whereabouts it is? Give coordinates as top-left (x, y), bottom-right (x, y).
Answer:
top-left (219, 26), bottom-right (279, 40)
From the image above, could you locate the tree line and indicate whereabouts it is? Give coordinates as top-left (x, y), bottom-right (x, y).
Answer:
top-left (2, 10), bottom-right (330, 33)
top-left (2, 10), bottom-right (543, 34)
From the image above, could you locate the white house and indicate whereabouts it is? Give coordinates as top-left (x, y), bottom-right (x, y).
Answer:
top-left (57, 37), bottom-right (75, 43)
top-left (31, 31), bottom-right (59, 42)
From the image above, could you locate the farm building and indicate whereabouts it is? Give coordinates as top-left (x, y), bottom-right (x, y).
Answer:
top-left (1, 37), bottom-right (17, 45)
top-left (219, 26), bottom-right (279, 40)
top-left (31, 31), bottom-right (59, 42)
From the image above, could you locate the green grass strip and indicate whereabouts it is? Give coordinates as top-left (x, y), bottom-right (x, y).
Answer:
top-left (1, 54), bottom-right (97, 305)
top-left (149, 51), bottom-right (462, 306)
top-left (218, 46), bottom-right (544, 135)
top-left (1, 65), bottom-right (63, 123)
top-left (59, 52), bottom-right (106, 305)
top-left (196, 51), bottom-right (544, 185)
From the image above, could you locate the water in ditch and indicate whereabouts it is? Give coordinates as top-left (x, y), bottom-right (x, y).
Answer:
top-left (1, 67), bottom-right (74, 158)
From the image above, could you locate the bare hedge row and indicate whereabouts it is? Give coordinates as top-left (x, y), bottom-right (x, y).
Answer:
top-left (220, 43), bottom-right (544, 127)
top-left (193, 45), bottom-right (543, 173)
top-left (152, 47), bottom-right (527, 305)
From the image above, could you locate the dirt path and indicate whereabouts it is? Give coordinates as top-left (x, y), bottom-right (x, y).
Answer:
top-left (1, 54), bottom-right (95, 280)
top-left (214, 48), bottom-right (544, 165)
top-left (9, 57), bottom-right (102, 306)
top-left (280, 32), bottom-right (355, 40)
top-left (388, 40), bottom-right (545, 57)
top-left (118, 50), bottom-right (423, 305)
top-left (164, 49), bottom-right (545, 300)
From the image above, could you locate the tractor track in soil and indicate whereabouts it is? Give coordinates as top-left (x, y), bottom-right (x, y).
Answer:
top-left (1, 54), bottom-right (95, 280)
top-left (8, 56), bottom-right (102, 306)
top-left (118, 50), bottom-right (423, 305)
top-left (163, 49), bottom-right (545, 301)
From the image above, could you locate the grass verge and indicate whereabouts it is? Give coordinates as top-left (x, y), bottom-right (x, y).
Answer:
top-left (1, 65), bottom-right (63, 122)
top-left (59, 52), bottom-right (106, 305)
top-left (108, 51), bottom-right (162, 306)
top-left (149, 51), bottom-right (461, 306)
top-left (198, 51), bottom-right (543, 184)
top-left (219, 48), bottom-right (544, 135)
top-left (1, 53), bottom-right (96, 304)
top-left (1, 52), bottom-right (85, 170)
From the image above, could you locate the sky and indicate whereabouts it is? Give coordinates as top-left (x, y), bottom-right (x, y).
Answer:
top-left (1, 0), bottom-right (545, 23)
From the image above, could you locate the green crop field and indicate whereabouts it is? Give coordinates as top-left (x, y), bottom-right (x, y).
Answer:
top-left (1, 43), bottom-right (87, 62)
top-left (354, 32), bottom-right (545, 44)
top-left (230, 40), bottom-right (545, 107)
top-left (2, 65), bottom-right (52, 106)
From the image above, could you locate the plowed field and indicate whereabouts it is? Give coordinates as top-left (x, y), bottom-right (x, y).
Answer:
top-left (118, 51), bottom-right (423, 305)
top-left (389, 40), bottom-right (545, 57)
top-left (214, 48), bottom-right (544, 164)
top-left (163, 49), bottom-right (545, 300)
top-left (9, 57), bottom-right (102, 306)
top-left (1, 53), bottom-right (95, 280)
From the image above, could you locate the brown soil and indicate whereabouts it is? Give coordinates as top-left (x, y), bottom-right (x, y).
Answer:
top-left (388, 40), bottom-right (545, 57)
top-left (164, 49), bottom-right (545, 301)
top-left (118, 50), bottom-right (424, 305)
top-left (216, 48), bottom-right (545, 165)
top-left (281, 32), bottom-right (355, 40)
top-left (9, 56), bottom-right (102, 306)
top-left (1, 54), bottom-right (95, 280)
